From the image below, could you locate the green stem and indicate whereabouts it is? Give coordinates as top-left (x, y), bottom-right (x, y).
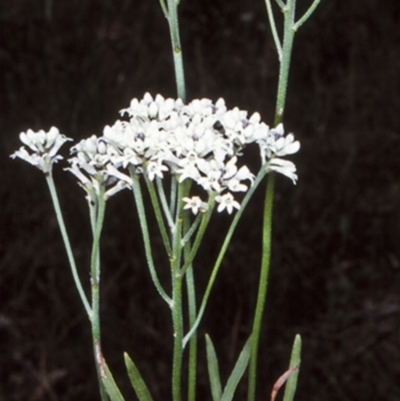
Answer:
top-left (183, 167), bottom-right (268, 347)
top-left (170, 182), bottom-right (187, 401)
top-left (180, 212), bottom-right (203, 246)
top-left (248, 0), bottom-right (325, 398)
top-left (247, 174), bottom-right (275, 401)
top-left (264, 0), bottom-right (282, 59)
top-left (156, 176), bottom-right (175, 234)
top-left (275, 0), bottom-right (296, 125)
top-left (158, 0), bottom-right (168, 17)
top-left (184, 235), bottom-right (197, 401)
top-left (247, 2), bottom-right (295, 399)
top-left (166, 0), bottom-right (186, 101)
top-left (130, 168), bottom-right (172, 306)
top-left (89, 188), bottom-right (108, 401)
top-left (171, 273), bottom-right (183, 401)
top-left (186, 267), bottom-right (197, 401)
top-left (294, 0), bottom-right (321, 31)
top-left (180, 194), bottom-right (216, 276)
top-left (144, 175), bottom-right (173, 256)
top-left (45, 174), bottom-right (91, 316)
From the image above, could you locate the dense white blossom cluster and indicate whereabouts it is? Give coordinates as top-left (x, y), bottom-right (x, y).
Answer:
top-left (11, 93), bottom-right (300, 213)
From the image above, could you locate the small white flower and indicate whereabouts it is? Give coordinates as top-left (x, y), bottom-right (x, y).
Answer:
top-left (182, 196), bottom-right (208, 215)
top-left (270, 123), bottom-right (284, 139)
top-left (222, 162), bottom-right (254, 192)
top-left (227, 178), bottom-right (248, 192)
top-left (66, 135), bottom-right (129, 200)
top-left (10, 127), bottom-right (71, 173)
top-left (268, 158), bottom-right (298, 184)
top-left (69, 135), bottom-right (116, 175)
top-left (197, 169), bottom-right (222, 193)
top-left (215, 192), bottom-right (240, 214)
top-left (106, 164), bottom-right (132, 187)
top-left (146, 160), bottom-right (169, 181)
top-left (177, 163), bottom-right (201, 183)
top-left (273, 133), bottom-right (300, 157)
top-left (104, 180), bottom-right (131, 200)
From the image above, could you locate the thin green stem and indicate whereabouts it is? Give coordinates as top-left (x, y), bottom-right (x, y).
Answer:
top-left (183, 167), bottom-right (268, 347)
top-left (248, 2), bottom-right (295, 399)
top-left (171, 271), bottom-right (183, 401)
top-left (158, 0), bottom-right (168, 17)
top-left (166, 0), bottom-right (186, 101)
top-left (45, 174), bottom-right (91, 316)
top-left (181, 212), bottom-right (203, 246)
top-left (274, 0), bottom-right (285, 8)
top-left (130, 168), bottom-right (172, 306)
top-left (247, 174), bottom-right (275, 401)
top-left (248, 0), bottom-right (325, 398)
top-left (156, 176), bottom-right (175, 233)
top-left (183, 214), bottom-right (197, 401)
top-left (170, 182), bottom-right (188, 401)
top-left (186, 265), bottom-right (197, 401)
top-left (275, 0), bottom-right (296, 124)
top-left (265, 0), bottom-right (283, 59)
top-left (294, 0), bottom-right (321, 31)
top-left (89, 188), bottom-right (108, 401)
top-left (180, 194), bottom-right (216, 276)
top-left (144, 175), bottom-right (173, 256)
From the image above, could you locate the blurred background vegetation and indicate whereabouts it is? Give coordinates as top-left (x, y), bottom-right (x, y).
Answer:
top-left (1, 0), bottom-right (399, 400)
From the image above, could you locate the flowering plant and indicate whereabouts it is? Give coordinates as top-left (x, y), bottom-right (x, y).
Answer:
top-left (11, 0), bottom-right (321, 400)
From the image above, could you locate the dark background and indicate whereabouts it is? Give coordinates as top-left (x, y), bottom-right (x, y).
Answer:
top-left (1, 0), bottom-right (399, 400)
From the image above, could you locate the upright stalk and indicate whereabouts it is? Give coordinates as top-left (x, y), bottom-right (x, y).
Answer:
top-left (184, 214), bottom-right (197, 401)
top-left (170, 182), bottom-right (188, 401)
top-left (89, 189), bottom-right (108, 401)
top-left (166, 0), bottom-right (186, 101)
top-left (45, 174), bottom-right (91, 316)
top-left (247, 174), bottom-right (275, 401)
top-left (275, 0), bottom-right (296, 125)
top-left (247, 2), bottom-right (296, 401)
top-left (130, 169), bottom-right (172, 306)
top-left (163, 1), bottom-right (188, 398)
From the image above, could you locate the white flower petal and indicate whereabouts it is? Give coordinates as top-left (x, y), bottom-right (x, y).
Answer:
top-left (268, 158), bottom-right (298, 184)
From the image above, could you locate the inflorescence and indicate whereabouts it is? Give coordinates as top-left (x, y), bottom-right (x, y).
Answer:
top-left (11, 93), bottom-right (300, 213)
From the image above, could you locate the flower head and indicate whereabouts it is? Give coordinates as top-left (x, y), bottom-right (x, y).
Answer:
top-left (10, 127), bottom-right (71, 174)
top-left (66, 135), bottom-right (129, 200)
top-left (11, 94), bottom-right (301, 211)
top-left (79, 94), bottom-right (300, 210)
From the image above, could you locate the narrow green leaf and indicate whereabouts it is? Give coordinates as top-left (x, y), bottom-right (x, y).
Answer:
top-left (124, 352), bottom-right (155, 401)
top-left (100, 361), bottom-right (126, 401)
top-left (282, 334), bottom-right (301, 401)
top-left (205, 334), bottom-right (223, 401)
top-left (220, 336), bottom-right (252, 401)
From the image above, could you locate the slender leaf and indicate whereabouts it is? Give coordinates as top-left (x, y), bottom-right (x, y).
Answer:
top-left (100, 360), bottom-right (126, 401)
top-left (205, 334), bottom-right (222, 401)
top-left (124, 352), bottom-right (155, 401)
top-left (282, 334), bottom-right (301, 401)
top-left (220, 336), bottom-right (252, 401)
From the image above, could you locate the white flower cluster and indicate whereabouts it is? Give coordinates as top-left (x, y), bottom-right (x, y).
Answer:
top-left (11, 93), bottom-right (300, 212)
top-left (10, 127), bottom-right (72, 174)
